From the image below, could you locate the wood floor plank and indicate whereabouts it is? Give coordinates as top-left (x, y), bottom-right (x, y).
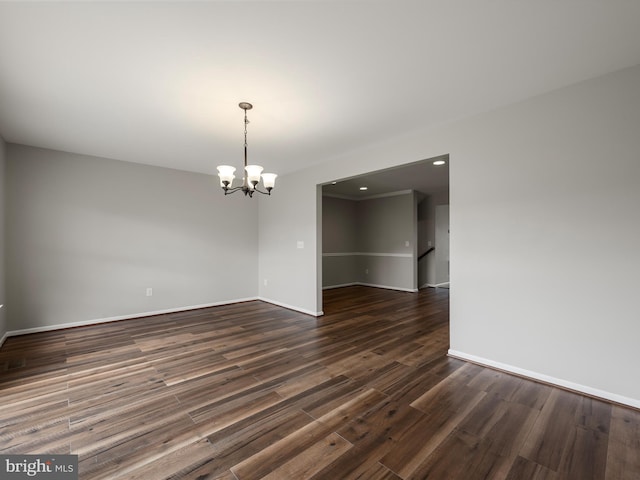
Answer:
top-left (458, 393), bottom-right (540, 460)
top-left (189, 390), bottom-right (284, 426)
top-left (72, 396), bottom-right (186, 458)
top-left (260, 432), bottom-right (352, 480)
top-left (200, 408), bottom-right (314, 478)
top-left (0, 416), bottom-right (70, 454)
top-left (309, 446), bottom-right (403, 480)
top-left (119, 438), bottom-right (216, 480)
top-left (520, 388), bottom-right (583, 471)
top-left (506, 455), bottom-right (559, 480)
top-left (605, 406), bottom-right (640, 480)
top-left (230, 419), bottom-right (336, 480)
top-left (337, 398), bottom-right (426, 461)
top-left (80, 415), bottom-right (223, 479)
top-left (379, 387), bottom-right (487, 478)
top-left (169, 366), bottom-right (261, 411)
top-left (409, 364), bottom-right (486, 413)
top-left (0, 286), bottom-right (638, 479)
top-left (231, 388), bottom-right (385, 480)
top-left (273, 364), bottom-right (335, 399)
top-left (405, 429), bottom-right (508, 480)
top-left (556, 425), bottom-right (608, 480)
top-left (298, 380), bottom-right (373, 419)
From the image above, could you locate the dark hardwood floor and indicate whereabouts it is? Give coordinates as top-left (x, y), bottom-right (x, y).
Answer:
top-left (1, 286), bottom-right (638, 479)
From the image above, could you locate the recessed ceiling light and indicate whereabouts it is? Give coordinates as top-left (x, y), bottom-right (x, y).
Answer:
top-left (359, 186), bottom-right (368, 191)
top-left (433, 160), bottom-right (446, 166)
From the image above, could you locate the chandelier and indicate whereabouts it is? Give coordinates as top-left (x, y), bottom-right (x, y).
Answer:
top-left (216, 102), bottom-right (277, 197)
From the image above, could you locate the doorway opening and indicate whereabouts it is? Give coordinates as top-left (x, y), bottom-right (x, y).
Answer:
top-left (318, 154), bottom-right (450, 312)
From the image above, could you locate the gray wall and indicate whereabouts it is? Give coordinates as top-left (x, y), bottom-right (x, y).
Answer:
top-left (357, 194), bottom-right (415, 253)
top-left (6, 144), bottom-right (258, 331)
top-left (434, 204), bottom-right (449, 285)
top-left (259, 64), bottom-right (640, 407)
top-left (322, 192), bottom-right (416, 291)
top-left (356, 193), bottom-right (416, 290)
top-left (322, 196), bottom-right (358, 288)
top-left (417, 190), bottom-right (448, 287)
top-left (0, 135), bottom-right (6, 343)
top-left (258, 175), bottom-right (320, 315)
top-left (322, 196), bottom-right (357, 253)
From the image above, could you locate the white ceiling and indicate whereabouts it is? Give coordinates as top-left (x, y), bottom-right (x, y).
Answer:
top-left (1, 1), bottom-right (639, 177)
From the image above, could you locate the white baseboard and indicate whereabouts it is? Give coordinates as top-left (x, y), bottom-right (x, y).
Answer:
top-left (322, 282), bottom-right (359, 290)
top-left (322, 252), bottom-right (412, 258)
top-left (422, 282), bottom-right (450, 288)
top-left (356, 282), bottom-right (418, 293)
top-left (0, 296), bottom-right (325, 345)
top-left (448, 349), bottom-right (640, 409)
top-left (5, 297), bottom-right (259, 339)
top-left (258, 297), bottom-right (323, 317)
top-left (323, 282), bottom-right (417, 293)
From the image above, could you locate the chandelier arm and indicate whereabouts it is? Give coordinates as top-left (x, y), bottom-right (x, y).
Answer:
top-left (224, 186), bottom-right (271, 196)
top-left (223, 185), bottom-right (246, 195)
top-left (223, 184), bottom-right (272, 196)
top-left (251, 187), bottom-right (272, 196)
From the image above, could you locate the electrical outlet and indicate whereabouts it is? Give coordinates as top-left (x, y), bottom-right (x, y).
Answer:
top-left (405, 240), bottom-right (410, 247)
top-left (264, 279), bottom-right (268, 286)
top-left (365, 269), bottom-right (369, 275)
top-left (297, 241), bottom-right (304, 249)
top-left (146, 288), bottom-right (153, 297)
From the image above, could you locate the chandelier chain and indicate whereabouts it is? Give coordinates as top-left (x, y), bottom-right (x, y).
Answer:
top-left (244, 110), bottom-right (248, 149)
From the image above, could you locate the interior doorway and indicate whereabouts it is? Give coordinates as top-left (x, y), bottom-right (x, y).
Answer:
top-left (318, 154), bottom-right (450, 310)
